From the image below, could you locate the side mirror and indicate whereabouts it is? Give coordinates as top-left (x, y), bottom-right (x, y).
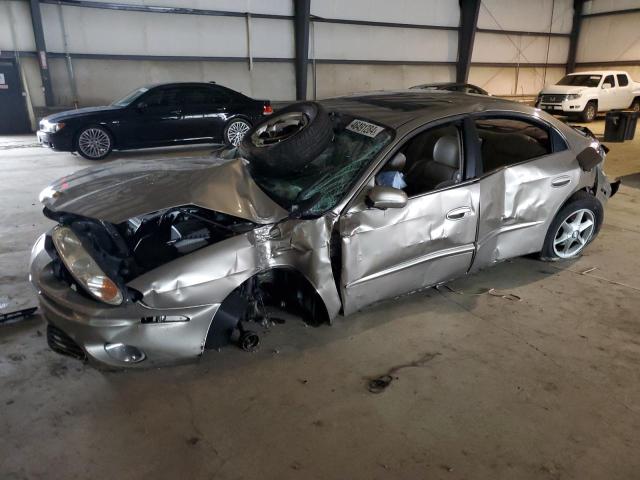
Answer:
top-left (602, 83), bottom-right (612, 89)
top-left (366, 186), bottom-right (408, 210)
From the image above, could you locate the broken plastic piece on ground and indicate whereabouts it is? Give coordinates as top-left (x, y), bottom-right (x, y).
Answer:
top-left (368, 375), bottom-right (394, 394)
top-left (579, 266), bottom-right (597, 275)
top-left (0, 307), bottom-right (38, 325)
top-left (487, 288), bottom-right (521, 301)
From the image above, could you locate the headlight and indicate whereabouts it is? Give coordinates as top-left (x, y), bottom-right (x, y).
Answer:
top-left (567, 94), bottom-right (581, 100)
top-left (41, 120), bottom-right (65, 133)
top-left (51, 226), bottom-right (123, 305)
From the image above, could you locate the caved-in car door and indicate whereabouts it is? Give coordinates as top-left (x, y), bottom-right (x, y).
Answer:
top-left (471, 115), bottom-right (579, 270)
top-left (339, 119), bottom-right (480, 315)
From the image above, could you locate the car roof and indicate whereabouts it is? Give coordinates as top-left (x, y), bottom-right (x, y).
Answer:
top-left (319, 90), bottom-right (530, 129)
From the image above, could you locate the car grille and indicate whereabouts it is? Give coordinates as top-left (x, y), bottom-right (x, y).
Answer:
top-left (541, 94), bottom-right (567, 104)
top-left (47, 323), bottom-right (87, 361)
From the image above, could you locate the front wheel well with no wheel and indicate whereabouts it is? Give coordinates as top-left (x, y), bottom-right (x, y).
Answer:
top-left (204, 268), bottom-right (330, 350)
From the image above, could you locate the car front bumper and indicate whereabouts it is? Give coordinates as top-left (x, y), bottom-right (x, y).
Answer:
top-left (29, 234), bottom-right (220, 368)
top-left (538, 99), bottom-right (588, 114)
top-left (37, 130), bottom-right (74, 152)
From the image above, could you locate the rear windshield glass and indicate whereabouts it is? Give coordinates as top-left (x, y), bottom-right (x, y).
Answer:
top-left (247, 113), bottom-right (394, 216)
top-left (557, 75), bottom-right (602, 87)
top-left (111, 87), bottom-right (149, 107)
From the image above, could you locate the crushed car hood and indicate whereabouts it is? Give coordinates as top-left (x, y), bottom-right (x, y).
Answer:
top-left (40, 156), bottom-right (289, 224)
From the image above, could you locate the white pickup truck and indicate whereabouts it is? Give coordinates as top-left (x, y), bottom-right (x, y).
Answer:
top-left (536, 70), bottom-right (640, 122)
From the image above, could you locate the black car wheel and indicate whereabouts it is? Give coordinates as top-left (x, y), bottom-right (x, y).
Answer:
top-left (76, 126), bottom-right (113, 160)
top-left (240, 102), bottom-right (333, 175)
top-left (540, 192), bottom-right (603, 261)
top-left (224, 118), bottom-right (252, 147)
top-left (631, 98), bottom-right (640, 113)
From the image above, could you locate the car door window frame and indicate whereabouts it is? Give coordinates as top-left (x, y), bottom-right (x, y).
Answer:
top-left (468, 111), bottom-right (569, 179)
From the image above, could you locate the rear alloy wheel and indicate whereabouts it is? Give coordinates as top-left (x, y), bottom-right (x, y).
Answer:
top-left (541, 192), bottom-right (603, 261)
top-left (224, 119), bottom-right (252, 147)
top-left (581, 101), bottom-right (597, 122)
top-left (551, 209), bottom-right (596, 258)
top-left (76, 126), bottom-right (113, 160)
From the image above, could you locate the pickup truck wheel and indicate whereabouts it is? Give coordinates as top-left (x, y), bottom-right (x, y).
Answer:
top-left (631, 99), bottom-right (640, 113)
top-left (581, 101), bottom-right (597, 123)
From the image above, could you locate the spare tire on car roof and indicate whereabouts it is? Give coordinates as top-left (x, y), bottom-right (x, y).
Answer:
top-left (239, 101), bottom-right (333, 176)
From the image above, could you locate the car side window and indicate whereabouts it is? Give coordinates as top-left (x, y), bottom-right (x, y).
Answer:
top-left (142, 88), bottom-right (182, 108)
top-left (603, 75), bottom-right (615, 88)
top-left (377, 123), bottom-right (462, 198)
top-left (181, 86), bottom-right (230, 106)
top-left (617, 74), bottom-right (629, 87)
top-left (474, 118), bottom-right (551, 175)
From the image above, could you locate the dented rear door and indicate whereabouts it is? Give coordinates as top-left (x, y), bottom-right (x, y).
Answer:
top-left (471, 115), bottom-right (580, 270)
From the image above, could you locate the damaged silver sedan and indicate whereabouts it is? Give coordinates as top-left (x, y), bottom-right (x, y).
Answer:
top-left (30, 91), bottom-right (617, 367)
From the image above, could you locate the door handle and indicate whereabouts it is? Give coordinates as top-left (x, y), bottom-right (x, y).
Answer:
top-left (551, 175), bottom-right (571, 188)
top-left (446, 206), bottom-right (472, 220)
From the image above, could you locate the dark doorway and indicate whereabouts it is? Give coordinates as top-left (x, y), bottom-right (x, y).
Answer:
top-left (0, 60), bottom-right (31, 134)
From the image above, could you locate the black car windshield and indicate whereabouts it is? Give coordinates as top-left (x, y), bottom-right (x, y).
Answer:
top-left (557, 75), bottom-right (602, 87)
top-left (247, 113), bottom-right (394, 216)
top-left (111, 87), bottom-right (149, 107)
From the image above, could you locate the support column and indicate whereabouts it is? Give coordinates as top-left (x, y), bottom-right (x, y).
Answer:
top-left (456, 0), bottom-right (481, 83)
top-left (29, 0), bottom-right (54, 106)
top-left (566, 0), bottom-right (585, 73)
top-left (294, 0), bottom-right (310, 101)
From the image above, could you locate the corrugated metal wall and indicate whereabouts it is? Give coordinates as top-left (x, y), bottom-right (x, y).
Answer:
top-left (469, 0), bottom-right (573, 97)
top-left (2, 0), bottom-right (638, 110)
top-left (575, 0), bottom-right (640, 80)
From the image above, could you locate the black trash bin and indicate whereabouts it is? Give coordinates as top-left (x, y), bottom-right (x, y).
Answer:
top-left (604, 110), bottom-right (638, 142)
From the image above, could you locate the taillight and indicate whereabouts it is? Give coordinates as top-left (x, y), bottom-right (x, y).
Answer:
top-left (263, 103), bottom-right (273, 115)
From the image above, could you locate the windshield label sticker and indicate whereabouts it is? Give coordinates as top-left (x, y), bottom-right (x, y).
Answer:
top-left (346, 119), bottom-right (385, 138)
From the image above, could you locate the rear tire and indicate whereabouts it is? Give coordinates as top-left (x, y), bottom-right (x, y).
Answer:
top-left (75, 125), bottom-right (113, 160)
top-left (540, 191), bottom-right (603, 261)
top-left (240, 102), bottom-right (333, 176)
top-left (224, 118), bottom-right (252, 147)
top-left (581, 101), bottom-right (597, 123)
top-left (631, 98), bottom-right (640, 113)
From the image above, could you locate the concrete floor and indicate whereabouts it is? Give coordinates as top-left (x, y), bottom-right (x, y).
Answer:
top-left (1, 121), bottom-right (640, 479)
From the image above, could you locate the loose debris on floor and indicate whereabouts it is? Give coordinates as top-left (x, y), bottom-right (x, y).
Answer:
top-left (0, 307), bottom-right (37, 325)
top-left (367, 352), bottom-right (441, 393)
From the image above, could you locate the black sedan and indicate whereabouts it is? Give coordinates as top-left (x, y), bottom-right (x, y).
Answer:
top-left (37, 82), bottom-right (273, 160)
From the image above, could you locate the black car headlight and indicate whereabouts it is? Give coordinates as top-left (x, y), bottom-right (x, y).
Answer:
top-left (41, 120), bottom-right (66, 133)
top-left (51, 226), bottom-right (123, 305)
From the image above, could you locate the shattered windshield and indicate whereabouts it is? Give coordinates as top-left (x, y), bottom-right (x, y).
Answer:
top-left (248, 114), bottom-right (394, 216)
top-left (111, 87), bottom-right (149, 107)
top-left (557, 75), bottom-right (602, 87)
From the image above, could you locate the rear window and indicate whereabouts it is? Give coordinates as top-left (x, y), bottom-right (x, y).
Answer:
top-left (617, 74), bottom-right (629, 87)
top-left (474, 118), bottom-right (551, 174)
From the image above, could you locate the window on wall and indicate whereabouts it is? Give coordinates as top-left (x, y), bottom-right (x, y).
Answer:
top-left (474, 118), bottom-right (551, 174)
